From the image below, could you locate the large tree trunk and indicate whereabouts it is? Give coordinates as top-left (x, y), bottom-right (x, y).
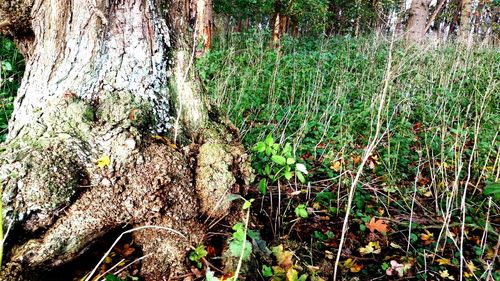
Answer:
top-left (406, 0), bottom-right (432, 42)
top-left (0, 0), bottom-right (252, 280)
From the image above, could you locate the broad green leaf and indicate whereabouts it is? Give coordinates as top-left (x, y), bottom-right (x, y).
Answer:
top-left (271, 155), bottom-right (286, 166)
top-left (229, 239), bottom-right (252, 260)
top-left (255, 141), bottom-right (266, 153)
top-left (265, 133), bottom-right (274, 146)
top-left (296, 171), bottom-right (306, 183)
top-left (282, 143), bottom-right (292, 156)
top-left (286, 157), bottom-right (296, 165)
top-left (484, 182), bottom-right (500, 200)
top-left (258, 179), bottom-right (267, 195)
top-left (265, 164), bottom-right (271, 175)
top-left (284, 171), bottom-right (293, 180)
top-left (295, 204), bottom-right (308, 218)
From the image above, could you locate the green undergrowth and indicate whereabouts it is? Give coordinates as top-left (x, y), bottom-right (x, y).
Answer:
top-left (0, 36), bottom-right (24, 142)
top-left (198, 32), bottom-right (500, 280)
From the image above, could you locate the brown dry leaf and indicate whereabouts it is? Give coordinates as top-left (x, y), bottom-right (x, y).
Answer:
top-left (352, 155), bottom-right (361, 165)
top-left (366, 217), bottom-right (389, 233)
top-left (420, 229), bottom-right (434, 245)
top-left (273, 245), bottom-right (294, 269)
top-left (122, 244), bottom-right (135, 258)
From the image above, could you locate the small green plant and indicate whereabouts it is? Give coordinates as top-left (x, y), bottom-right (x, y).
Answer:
top-left (228, 222), bottom-right (253, 260)
top-left (262, 264), bottom-right (273, 277)
top-left (294, 204), bottom-right (309, 218)
top-left (189, 244), bottom-right (208, 269)
top-left (253, 134), bottom-right (308, 195)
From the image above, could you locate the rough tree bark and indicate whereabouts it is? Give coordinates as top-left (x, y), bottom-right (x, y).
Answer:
top-left (406, 0), bottom-right (432, 42)
top-left (459, 0), bottom-right (472, 43)
top-left (0, 0), bottom-right (252, 280)
top-left (193, 0), bottom-right (213, 56)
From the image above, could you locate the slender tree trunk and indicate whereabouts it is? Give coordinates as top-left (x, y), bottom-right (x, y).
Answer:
top-left (459, 0), bottom-right (473, 43)
top-left (193, 0), bottom-right (213, 56)
top-left (406, 0), bottom-right (432, 42)
top-left (424, 0), bottom-right (447, 33)
top-left (0, 0), bottom-right (251, 280)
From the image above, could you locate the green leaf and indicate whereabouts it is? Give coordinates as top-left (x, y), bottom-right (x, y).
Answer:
top-left (258, 179), bottom-right (267, 195)
top-left (298, 274), bottom-right (308, 281)
top-left (243, 200), bottom-right (252, 210)
top-left (225, 194), bottom-right (244, 202)
top-left (484, 182), bottom-right (500, 200)
top-left (284, 171), bottom-right (293, 180)
top-left (262, 264), bottom-right (273, 277)
top-left (272, 143), bottom-right (280, 151)
top-left (282, 143), bottom-right (292, 156)
top-left (105, 275), bottom-right (123, 281)
top-left (247, 229), bottom-right (261, 240)
top-left (265, 164), bottom-right (271, 175)
top-left (265, 133), bottom-right (274, 146)
top-left (286, 157), bottom-right (296, 165)
top-left (296, 171), bottom-right (306, 183)
top-left (255, 141), bottom-right (266, 153)
top-left (229, 239), bottom-right (252, 260)
top-left (2, 61), bottom-right (12, 72)
top-left (271, 155), bottom-right (287, 166)
top-left (295, 204), bottom-right (308, 218)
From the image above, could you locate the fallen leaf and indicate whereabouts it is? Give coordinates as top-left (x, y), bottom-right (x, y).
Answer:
top-left (359, 241), bottom-right (381, 255)
top-left (440, 270), bottom-right (455, 280)
top-left (272, 245), bottom-right (293, 269)
top-left (436, 258), bottom-right (451, 266)
top-left (344, 258), bottom-right (363, 273)
top-left (366, 217), bottom-right (389, 233)
top-left (330, 161), bottom-right (341, 172)
top-left (420, 229), bottom-right (434, 245)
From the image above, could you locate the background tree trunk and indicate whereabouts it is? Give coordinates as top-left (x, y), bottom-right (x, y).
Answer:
top-left (459, 0), bottom-right (473, 43)
top-left (406, 0), bottom-right (432, 42)
top-left (194, 0), bottom-right (213, 56)
top-left (0, 0), bottom-right (251, 280)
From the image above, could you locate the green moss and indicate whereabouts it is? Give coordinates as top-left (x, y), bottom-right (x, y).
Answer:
top-left (96, 91), bottom-right (153, 129)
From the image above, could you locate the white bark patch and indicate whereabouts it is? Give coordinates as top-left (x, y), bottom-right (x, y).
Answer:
top-left (172, 50), bottom-right (206, 135)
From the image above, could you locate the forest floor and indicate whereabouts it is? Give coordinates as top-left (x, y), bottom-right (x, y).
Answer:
top-left (1, 33), bottom-right (499, 280)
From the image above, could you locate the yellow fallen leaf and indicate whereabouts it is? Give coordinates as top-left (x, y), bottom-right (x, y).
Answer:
top-left (466, 261), bottom-right (476, 273)
top-left (104, 256), bottom-right (112, 264)
top-left (344, 258), bottom-right (363, 273)
top-left (359, 241), bottom-right (381, 255)
top-left (440, 270), bottom-right (455, 280)
top-left (436, 258), bottom-right (451, 266)
top-left (96, 155), bottom-right (110, 168)
top-left (330, 161), bottom-right (341, 172)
